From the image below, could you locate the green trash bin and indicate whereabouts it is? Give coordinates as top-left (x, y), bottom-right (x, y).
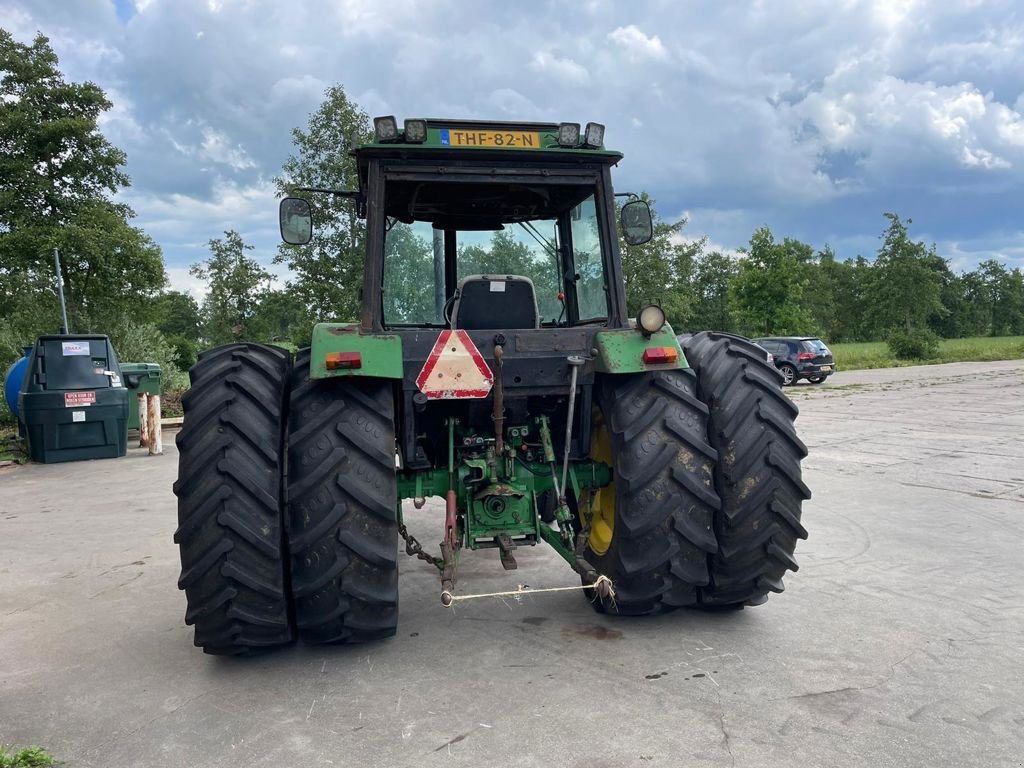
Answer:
top-left (121, 363), bottom-right (162, 430)
top-left (19, 335), bottom-right (128, 463)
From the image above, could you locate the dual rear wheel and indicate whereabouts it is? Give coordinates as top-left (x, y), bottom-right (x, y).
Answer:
top-left (174, 334), bottom-right (810, 653)
top-left (174, 345), bottom-right (397, 655)
top-left (580, 331), bottom-right (809, 613)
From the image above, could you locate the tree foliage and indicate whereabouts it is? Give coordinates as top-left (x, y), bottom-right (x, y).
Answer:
top-left (0, 29), bottom-right (164, 336)
top-left (728, 227), bottom-right (814, 336)
top-left (868, 213), bottom-right (947, 338)
top-left (191, 230), bottom-right (272, 346)
top-left (686, 250), bottom-right (738, 333)
top-left (273, 85), bottom-right (370, 321)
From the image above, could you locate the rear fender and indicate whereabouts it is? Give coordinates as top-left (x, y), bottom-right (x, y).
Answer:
top-left (309, 323), bottom-right (404, 379)
top-left (593, 325), bottom-right (688, 374)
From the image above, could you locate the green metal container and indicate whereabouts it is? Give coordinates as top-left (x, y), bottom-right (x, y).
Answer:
top-left (121, 362), bottom-right (162, 430)
top-left (19, 335), bottom-right (128, 463)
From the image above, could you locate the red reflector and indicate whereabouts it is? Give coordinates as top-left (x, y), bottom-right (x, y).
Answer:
top-left (797, 352), bottom-right (815, 361)
top-left (326, 351), bottom-right (362, 370)
top-left (642, 346), bottom-right (678, 365)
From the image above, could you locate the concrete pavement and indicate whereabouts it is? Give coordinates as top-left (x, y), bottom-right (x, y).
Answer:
top-left (1, 359), bottom-right (1022, 767)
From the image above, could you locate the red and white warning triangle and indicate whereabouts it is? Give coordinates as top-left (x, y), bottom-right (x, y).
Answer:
top-left (416, 330), bottom-right (493, 399)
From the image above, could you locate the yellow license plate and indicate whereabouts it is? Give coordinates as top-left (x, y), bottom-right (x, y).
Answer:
top-left (820, 366), bottom-right (832, 371)
top-left (444, 129), bottom-right (541, 148)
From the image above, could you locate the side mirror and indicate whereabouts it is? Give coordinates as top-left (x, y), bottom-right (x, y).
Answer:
top-left (621, 199), bottom-right (653, 246)
top-left (279, 197), bottom-right (313, 245)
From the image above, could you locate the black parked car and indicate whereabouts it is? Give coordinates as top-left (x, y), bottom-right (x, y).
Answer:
top-left (754, 336), bottom-right (836, 386)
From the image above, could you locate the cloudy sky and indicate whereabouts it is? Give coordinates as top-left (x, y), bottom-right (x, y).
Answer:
top-left (4, 0), bottom-right (1024, 296)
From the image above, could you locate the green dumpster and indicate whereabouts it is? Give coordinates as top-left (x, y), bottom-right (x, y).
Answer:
top-left (19, 335), bottom-right (128, 463)
top-left (121, 363), bottom-right (162, 430)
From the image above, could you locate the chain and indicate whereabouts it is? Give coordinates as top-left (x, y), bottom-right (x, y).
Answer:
top-left (398, 521), bottom-right (444, 570)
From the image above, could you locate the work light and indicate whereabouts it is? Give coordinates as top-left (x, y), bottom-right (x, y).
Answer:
top-left (558, 122), bottom-right (580, 147)
top-left (374, 115), bottom-right (399, 142)
top-left (583, 122), bottom-right (605, 148)
top-left (637, 304), bottom-right (666, 336)
top-left (404, 118), bottom-right (427, 143)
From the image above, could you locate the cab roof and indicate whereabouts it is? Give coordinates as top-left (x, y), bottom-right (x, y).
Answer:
top-left (354, 118), bottom-right (624, 165)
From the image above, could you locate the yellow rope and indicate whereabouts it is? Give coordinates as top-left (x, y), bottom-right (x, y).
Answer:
top-left (442, 574), bottom-right (615, 605)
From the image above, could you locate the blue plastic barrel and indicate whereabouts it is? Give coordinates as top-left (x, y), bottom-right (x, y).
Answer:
top-left (4, 352), bottom-right (30, 421)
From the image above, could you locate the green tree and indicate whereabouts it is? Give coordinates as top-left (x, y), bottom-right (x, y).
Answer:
top-left (799, 247), bottom-right (836, 339)
top-left (274, 85), bottom-right (370, 323)
top-left (685, 250), bottom-right (738, 332)
top-left (728, 227), bottom-right (814, 336)
top-left (153, 291), bottom-right (202, 338)
top-left (977, 260), bottom-right (1024, 336)
top-left (867, 213), bottom-right (946, 335)
top-left (191, 230), bottom-right (272, 345)
top-left (253, 288), bottom-right (312, 346)
top-left (925, 254), bottom-right (963, 339)
top-left (0, 29), bottom-right (164, 335)
top-left (152, 290), bottom-right (202, 369)
top-left (954, 269), bottom-right (991, 337)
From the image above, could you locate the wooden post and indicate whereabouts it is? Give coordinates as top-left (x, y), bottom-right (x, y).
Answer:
top-left (147, 394), bottom-right (162, 455)
top-left (138, 392), bottom-right (149, 448)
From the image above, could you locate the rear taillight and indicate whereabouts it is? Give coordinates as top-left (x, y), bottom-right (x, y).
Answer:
top-left (326, 351), bottom-right (362, 370)
top-left (642, 346), bottom-right (678, 365)
top-left (797, 352), bottom-right (815, 361)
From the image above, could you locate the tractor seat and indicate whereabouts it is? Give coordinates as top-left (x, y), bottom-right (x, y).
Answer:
top-left (452, 274), bottom-right (540, 330)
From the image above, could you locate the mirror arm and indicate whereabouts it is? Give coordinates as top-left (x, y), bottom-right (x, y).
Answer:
top-left (294, 187), bottom-right (367, 218)
top-left (294, 187), bottom-right (361, 199)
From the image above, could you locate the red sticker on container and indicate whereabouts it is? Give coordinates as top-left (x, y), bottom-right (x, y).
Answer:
top-left (64, 391), bottom-right (96, 407)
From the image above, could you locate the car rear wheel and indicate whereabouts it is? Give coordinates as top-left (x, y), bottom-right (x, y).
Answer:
top-left (807, 375), bottom-right (827, 384)
top-left (779, 363), bottom-right (797, 386)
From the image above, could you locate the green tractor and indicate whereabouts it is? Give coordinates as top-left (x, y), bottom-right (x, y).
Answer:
top-left (173, 118), bottom-right (810, 654)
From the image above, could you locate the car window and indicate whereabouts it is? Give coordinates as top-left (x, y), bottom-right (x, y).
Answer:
top-left (802, 339), bottom-right (830, 354)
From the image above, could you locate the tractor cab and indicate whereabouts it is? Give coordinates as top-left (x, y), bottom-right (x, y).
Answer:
top-left (280, 118), bottom-right (653, 332)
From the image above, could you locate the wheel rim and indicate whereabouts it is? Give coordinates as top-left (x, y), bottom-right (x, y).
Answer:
top-left (782, 366), bottom-right (795, 385)
top-left (585, 407), bottom-right (615, 556)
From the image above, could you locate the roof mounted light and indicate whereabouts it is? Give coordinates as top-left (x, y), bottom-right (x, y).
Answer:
top-left (583, 122), bottom-right (605, 148)
top-left (373, 115), bottom-right (399, 143)
top-left (557, 122), bottom-right (580, 147)
top-left (404, 118), bottom-right (427, 143)
top-left (637, 304), bottom-right (666, 337)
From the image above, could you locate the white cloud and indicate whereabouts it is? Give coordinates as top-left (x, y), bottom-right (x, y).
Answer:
top-left (123, 177), bottom-right (276, 238)
top-left (199, 127), bottom-right (257, 170)
top-left (607, 25), bottom-right (667, 60)
top-left (8, 0), bottom-right (1024, 277)
top-left (530, 51), bottom-right (589, 84)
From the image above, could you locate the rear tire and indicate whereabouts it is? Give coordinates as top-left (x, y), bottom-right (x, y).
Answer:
top-left (683, 332), bottom-right (810, 607)
top-left (807, 375), bottom-right (826, 384)
top-left (173, 344), bottom-right (294, 655)
top-left (286, 350), bottom-right (399, 644)
top-left (582, 370), bottom-right (721, 615)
